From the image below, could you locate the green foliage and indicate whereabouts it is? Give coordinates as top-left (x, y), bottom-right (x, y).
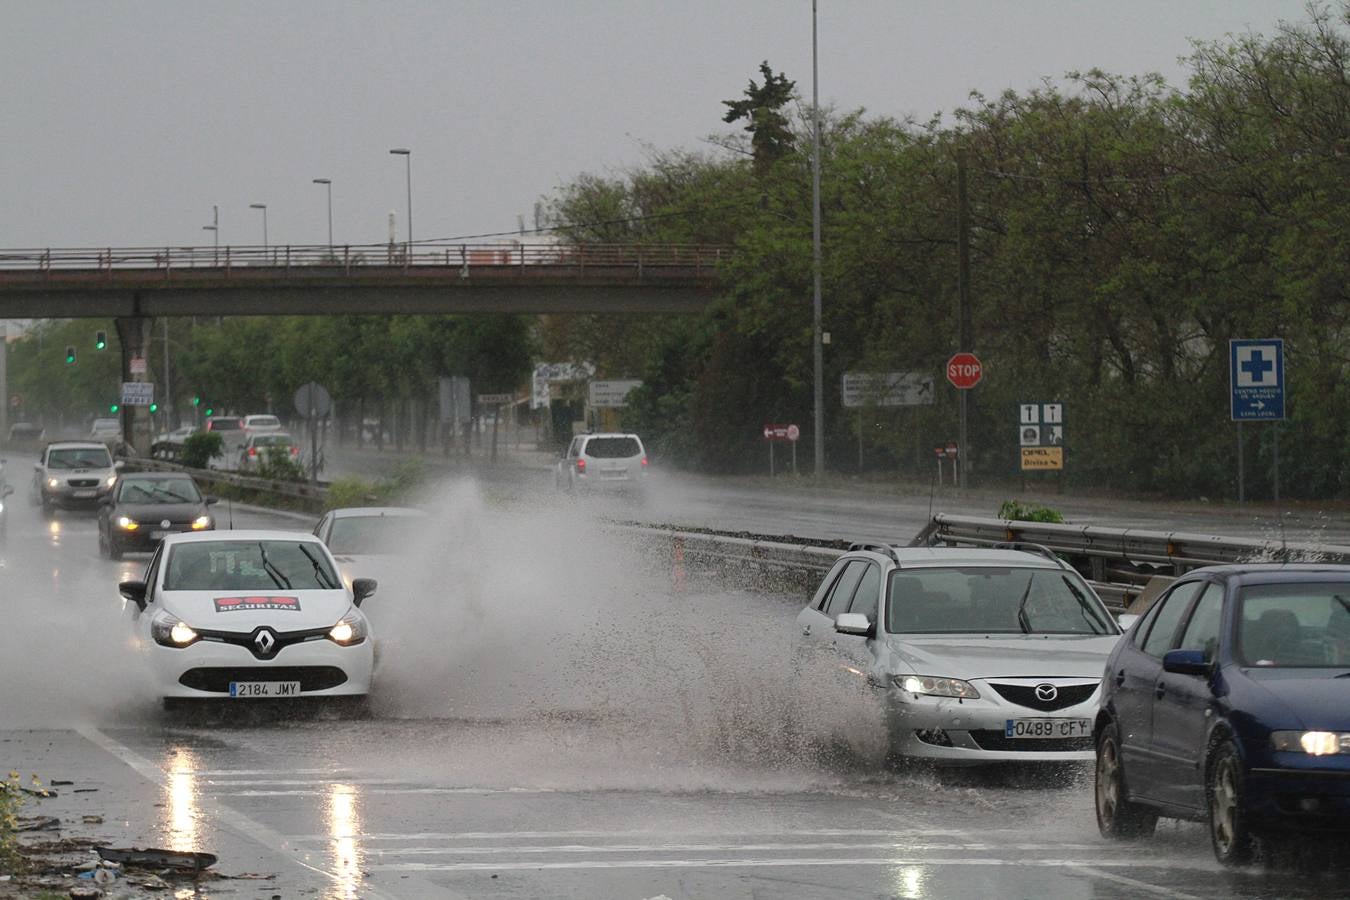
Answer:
top-left (998, 500), bottom-right (1066, 524)
top-left (324, 461), bottom-right (422, 511)
top-left (256, 448), bottom-right (305, 481)
top-left (722, 61), bottom-right (798, 174)
top-left (180, 432), bottom-right (223, 469)
top-left (1, 771), bottom-right (42, 874)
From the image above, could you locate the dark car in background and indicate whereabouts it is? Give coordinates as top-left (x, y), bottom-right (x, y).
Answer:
top-left (97, 471), bottom-right (217, 559)
top-left (1094, 564), bottom-right (1350, 865)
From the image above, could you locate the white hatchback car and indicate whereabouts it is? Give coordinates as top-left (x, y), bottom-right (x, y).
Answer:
top-left (555, 433), bottom-right (648, 492)
top-left (119, 531), bottom-right (376, 703)
top-left (797, 544), bottom-right (1122, 765)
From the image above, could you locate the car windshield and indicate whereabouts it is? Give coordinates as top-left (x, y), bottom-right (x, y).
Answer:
top-left (1238, 582), bottom-right (1350, 667)
top-left (164, 540), bottom-right (339, 591)
top-left (47, 447), bottom-right (113, 469)
top-left (118, 477), bottom-right (201, 504)
top-left (886, 566), bottom-right (1116, 635)
top-left (584, 437), bottom-right (641, 458)
top-left (327, 515), bottom-right (425, 555)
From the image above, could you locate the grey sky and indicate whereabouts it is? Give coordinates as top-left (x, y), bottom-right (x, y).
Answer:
top-left (0, 1), bottom-right (1316, 249)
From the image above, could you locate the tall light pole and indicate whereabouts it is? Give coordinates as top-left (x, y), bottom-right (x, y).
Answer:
top-left (811, 0), bottom-right (825, 476)
top-left (312, 178), bottom-right (333, 253)
top-left (202, 204), bottom-right (219, 265)
top-left (249, 203), bottom-right (268, 251)
top-left (389, 148), bottom-right (412, 255)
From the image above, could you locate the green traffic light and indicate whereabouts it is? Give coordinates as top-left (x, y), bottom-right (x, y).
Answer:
top-left (149, 403), bottom-right (158, 413)
top-left (192, 396), bottom-right (201, 407)
top-left (64, 346), bottom-right (76, 364)
top-left (109, 403), bottom-right (119, 413)
top-left (95, 331), bottom-right (107, 350)
top-left (204, 408), bottom-right (214, 417)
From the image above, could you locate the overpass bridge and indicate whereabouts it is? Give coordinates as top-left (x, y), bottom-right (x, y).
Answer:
top-left (0, 241), bottom-right (725, 318)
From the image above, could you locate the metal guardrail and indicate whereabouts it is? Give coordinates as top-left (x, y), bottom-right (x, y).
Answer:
top-left (125, 458), bottom-right (328, 509)
top-left (0, 242), bottom-right (728, 278)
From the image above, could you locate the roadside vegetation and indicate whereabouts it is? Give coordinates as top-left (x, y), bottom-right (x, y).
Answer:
top-left (6, 7), bottom-right (1346, 500)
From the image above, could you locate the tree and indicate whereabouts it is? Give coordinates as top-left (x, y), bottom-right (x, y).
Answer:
top-left (722, 61), bottom-right (798, 175)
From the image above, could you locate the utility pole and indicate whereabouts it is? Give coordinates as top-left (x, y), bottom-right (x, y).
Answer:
top-left (956, 149), bottom-right (973, 489)
top-left (810, 0), bottom-right (825, 476)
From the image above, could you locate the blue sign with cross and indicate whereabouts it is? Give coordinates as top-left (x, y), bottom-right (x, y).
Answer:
top-left (1230, 339), bottom-right (1284, 421)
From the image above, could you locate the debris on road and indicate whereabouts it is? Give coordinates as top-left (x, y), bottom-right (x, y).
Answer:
top-left (95, 846), bottom-right (218, 873)
top-left (80, 816), bottom-right (102, 825)
top-left (16, 815), bottom-right (60, 832)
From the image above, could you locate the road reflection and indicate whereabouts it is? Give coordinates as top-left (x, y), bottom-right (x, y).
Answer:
top-left (893, 863), bottom-right (928, 898)
top-left (165, 747), bottom-right (199, 852)
top-left (326, 782), bottom-right (364, 899)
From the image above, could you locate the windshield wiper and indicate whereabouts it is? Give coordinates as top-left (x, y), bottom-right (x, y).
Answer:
top-left (1015, 573), bottom-right (1035, 634)
top-left (256, 543), bottom-right (292, 589)
top-left (297, 543), bottom-right (337, 589)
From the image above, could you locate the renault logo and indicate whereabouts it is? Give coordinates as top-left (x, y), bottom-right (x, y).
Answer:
top-left (254, 629), bottom-right (276, 655)
top-left (1034, 683), bottom-right (1059, 702)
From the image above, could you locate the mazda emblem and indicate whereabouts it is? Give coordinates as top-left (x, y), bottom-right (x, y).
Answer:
top-left (1034, 683), bottom-right (1059, 702)
top-left (254, 629), bottom-right (276, 655)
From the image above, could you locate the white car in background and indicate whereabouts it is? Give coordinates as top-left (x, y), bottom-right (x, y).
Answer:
top-left (120, 530), bottom-right (377, 705)
top-left (312, 506), bottom-right (428, 583)
top-left (555, 433), bottom-right (649, 493)
top-left (242, 414), bottom-right (284, 434)
top-left (797, 543), bottom-right (1122, 765)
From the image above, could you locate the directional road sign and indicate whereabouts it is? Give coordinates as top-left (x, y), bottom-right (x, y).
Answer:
top-left (841, 372), bottom-right (935, 408)
top-left (1230, 339), bottom-right (1284, 421)
top-left (763, 423), bottom-right (800, 442)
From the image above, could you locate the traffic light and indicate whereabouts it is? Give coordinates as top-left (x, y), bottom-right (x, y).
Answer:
top-left (149, 403), bottom-right (158, 414)
top-left (204, 408), bottom-right (214, 417)
top-left (192, 395), bottom-right (201, 407)
top-left (95, 331), bottom-right (107, 350)
top-left (109, 403), bottom-right (119, 414)
top-left (64, 346), bottom-right (76, 365)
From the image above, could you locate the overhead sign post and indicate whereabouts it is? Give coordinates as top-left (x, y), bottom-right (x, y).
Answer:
top-left (294, 382), bottom-right (333, 485)
top-left (1018, 402), bottom-right (1064, 472)
top-left (946, 352), bottom-right (982, 490)
top-left (478, 394), bottom-right (515, 464)
top-left (1230, 338), bottom-right (1285, 504)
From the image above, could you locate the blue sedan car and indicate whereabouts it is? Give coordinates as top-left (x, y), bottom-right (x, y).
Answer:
top-left (1094, 564), bottom-right (1350, 864)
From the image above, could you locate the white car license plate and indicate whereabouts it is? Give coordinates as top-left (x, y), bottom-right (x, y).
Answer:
top-left (1005, 718), bottom-right (1091, 739)
top-left (229, 681), bottom-right (301, 698)
top-left (151, 530), bottom-right (168, 540)
top-left (73, 489), bottom-right (97, 498)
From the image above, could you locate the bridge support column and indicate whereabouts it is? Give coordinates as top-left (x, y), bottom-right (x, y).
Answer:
top-left (113, 315), bottom-right (153, 457)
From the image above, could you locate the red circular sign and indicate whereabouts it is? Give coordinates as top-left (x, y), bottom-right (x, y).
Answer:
top-left (946, 352), bottom-right (983, 389)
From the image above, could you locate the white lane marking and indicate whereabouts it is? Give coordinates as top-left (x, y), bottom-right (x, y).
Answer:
top-left (363, 856), bottom-right (1220, 874)
top-left (289, 828), bottom-right (989, 842)
top-left (75, 725), bottom-right (400, 900)
top-left (186, 768), bottom-right (356, 777)
top-left (217, 786), bottom-right (557, 797)
top-left (364, 841), bottom-right (1108, 857)
top-left (205, 778), bottom-right (405, 787)
top-left (1060, 864), bottom-right (1202, 900)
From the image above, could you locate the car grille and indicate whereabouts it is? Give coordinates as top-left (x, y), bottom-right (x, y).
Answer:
top-left (969, 731), bottom-right (1093, 752)
top-left (68, 479), bottom-right (100, 488)
top-left (989, 682), bottom-right (1097, 712)
top-left (197, 626), bottom-right (332, 661)
top-left (178, 666), bottom-right (348, 693)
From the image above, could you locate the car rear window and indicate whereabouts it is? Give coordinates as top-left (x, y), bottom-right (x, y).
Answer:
top-left (254, 434), bottom-right (293, 447)
top-left (164, 540), bottom-right (339, 591)
top-left (209, 419), bottom-right (242, 431)
top-left (247, 416), bottom-right (281, 428)
top-left (583, 437), bottom-right (641, 459)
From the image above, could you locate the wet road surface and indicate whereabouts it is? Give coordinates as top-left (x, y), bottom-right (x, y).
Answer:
top-left (1, 481), bottom-right (1344, 898)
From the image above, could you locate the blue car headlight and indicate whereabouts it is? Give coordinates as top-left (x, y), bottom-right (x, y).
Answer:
top-left (1271, 731), bottom-right (1350, 756)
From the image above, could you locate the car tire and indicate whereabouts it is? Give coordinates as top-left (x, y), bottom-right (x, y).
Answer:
top-left (1095, 721), bottom-right (1158, 839)
top-left (1207, 738), bottom-right (1258, 866)
top-left (97, 528), bottom-right (109, 558)
top-left (40, 497), bottom-right (55, 518)
top-left (108, 537), bottom-right (123, 561)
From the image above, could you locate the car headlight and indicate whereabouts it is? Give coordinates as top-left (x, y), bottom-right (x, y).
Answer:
top-left (105, 474), bottom-right (117, 487)
top-left (150, 611), bottom-right (200, 648)
top-left (191, 515), bottom-right (212, 530)
top-left (47, 478), bottom-right (59, 488)
top-left (893, 675), bottom-right (981, 699)
top-left (116, 516), bottom-right (139, 531)
top-left (326, 612), bottom-right (368, 646)
top-left (1271, 731), bottom-right (1350, 755)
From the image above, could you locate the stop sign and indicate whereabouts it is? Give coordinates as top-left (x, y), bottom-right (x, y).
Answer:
top-left (946, 352), bottom-right (983, 389)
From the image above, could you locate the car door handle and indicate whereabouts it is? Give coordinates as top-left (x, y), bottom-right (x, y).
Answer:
top-left (1114, 669), bottom-right (1126, 687)
top-left (801, 625), bottom-right (811, 636)
top-left (1155, 683), bottom-right (1166, 699)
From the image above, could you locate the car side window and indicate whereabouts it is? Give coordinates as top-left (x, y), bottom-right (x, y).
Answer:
top-left (1176, 583), bottom-right (1225, 663)
top-left (811, 560), bottom-right (850, 610)
top-left (1140, 581), bottom-right (1203, 658)
top-left (846, 564), bottom-right (881, 623)
top-left (142, 547), bottom-right (164, 601)
top-left (823, 561), bottom-right (868, 617)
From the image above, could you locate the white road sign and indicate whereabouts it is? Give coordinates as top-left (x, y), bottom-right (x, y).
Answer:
top-left (588, 379), bottom-right (642, 409)
top-left (842, 372), bottom-right (934, 408)
top-left (120, 382), bottom-right (155, 406)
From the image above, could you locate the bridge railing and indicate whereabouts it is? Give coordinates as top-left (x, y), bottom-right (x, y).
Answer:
top-left (0, 242), bottom-right (729, 277)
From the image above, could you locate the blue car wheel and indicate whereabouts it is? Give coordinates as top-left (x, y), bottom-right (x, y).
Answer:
top-left (1207, 739), bottom-right (1257, 865)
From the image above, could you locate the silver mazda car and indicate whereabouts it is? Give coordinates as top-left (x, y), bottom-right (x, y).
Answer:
top-left (796, 544), bottom-right (1122, 765)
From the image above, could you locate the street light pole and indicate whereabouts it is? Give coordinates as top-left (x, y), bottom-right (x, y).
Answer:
top-left (249, 203), bottom-right (268, 252)
top-left (202, 204), bottom-right (219, 265)
top-left (389, 148), bottom-right (412, 256)
top-left (312, 179), bottom-right (333, 252)
top-left (810, 0), bottom-right (825, 476)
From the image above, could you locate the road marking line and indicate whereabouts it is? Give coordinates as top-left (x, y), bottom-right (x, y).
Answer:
top-left (205, 777), bottom-right (405, 787)
top-left (288, 827), bottom-right (991, 842)
top-left (75, 725), bottom-right (401, 900)
top-left (361, 841), bottom-right (1109, 857)
top-left (217, 786), bottom-right (558, 797)
top-left (361, 856), bottom-right (1220, 874)
top-left (1061, 864), bottom-right (1202, 900)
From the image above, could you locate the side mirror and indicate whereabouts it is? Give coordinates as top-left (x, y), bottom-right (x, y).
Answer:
top-left (1117, 613), bottom-right (1140, 631)
top-left (1, 485), bottom-right (12, 498)
top-left (351, 578), bottom-right (377, 607)
top-left (205, 497), bottom-right (220, 506)
top-left (119, 580), bottom-right (148, 611)
top-left (33, 462), bottom-right (42, 472)
top-left (1163, 648), bottom-right (1210, 676)
top-left (834, 612), bottom-right (874, 637)
top-left (114, 460), bottom-right (126, 470)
